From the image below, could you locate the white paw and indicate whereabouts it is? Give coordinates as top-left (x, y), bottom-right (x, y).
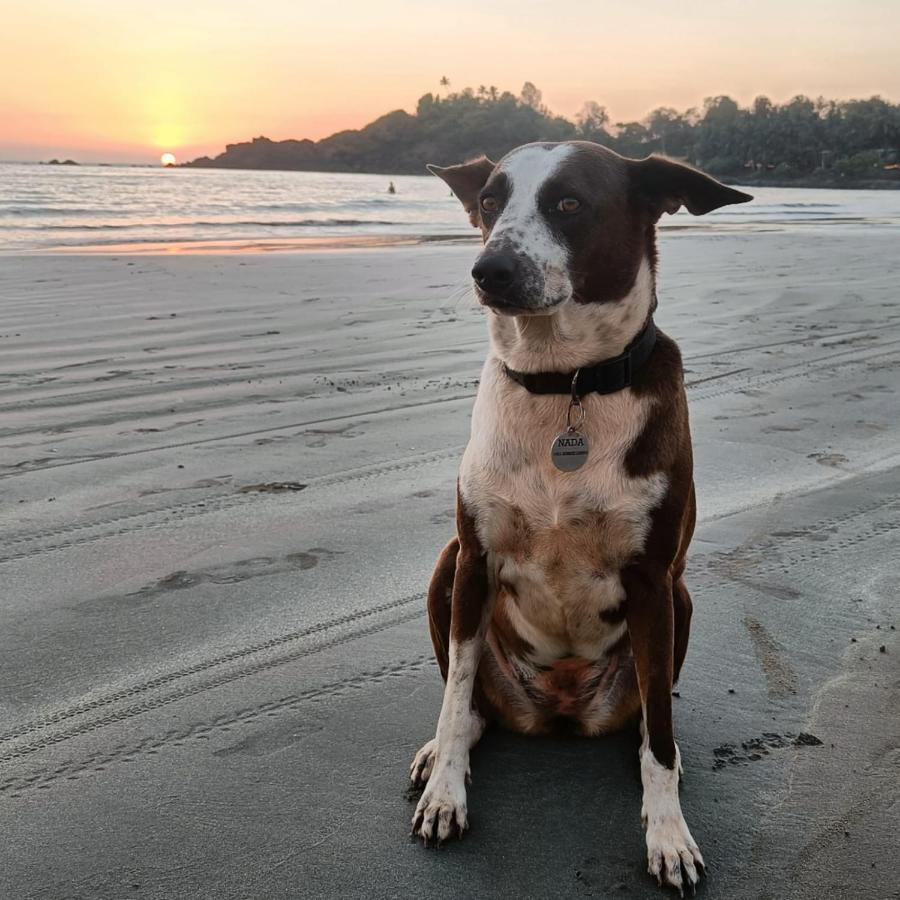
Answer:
top-left (409, 739), bottom-right (437, 786)
top-left (410, 739), bottom-right (472, 788)
top-left (411, 768), bottom-right (468, 845)
top-left (645, 814), bottom-right (705, 895)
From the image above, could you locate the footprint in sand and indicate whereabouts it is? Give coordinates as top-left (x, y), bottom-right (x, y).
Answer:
top-left (125, 547), bottom-right (342, 601)
top-left (807, 451), bottom-right (849, 467)
top-left (761, 417), bottom-right (819, 434)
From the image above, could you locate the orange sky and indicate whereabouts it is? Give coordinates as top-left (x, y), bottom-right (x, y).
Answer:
top-left (2, 0), bottom-right (898, 164)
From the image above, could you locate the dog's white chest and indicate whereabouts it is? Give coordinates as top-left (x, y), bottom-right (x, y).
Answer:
top-left (459, 358), bottom-right (667, 663)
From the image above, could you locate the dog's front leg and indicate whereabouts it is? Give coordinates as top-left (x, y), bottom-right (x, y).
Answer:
top-left (623, 564), bottom-right (704, 894)
top-left (412, 497), bottom-right (493, 845)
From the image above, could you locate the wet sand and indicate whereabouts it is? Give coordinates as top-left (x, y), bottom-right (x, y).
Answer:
top-left (1, 231), bottom-right (899, 898)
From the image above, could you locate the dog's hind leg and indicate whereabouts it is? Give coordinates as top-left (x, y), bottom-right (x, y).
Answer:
top-left (623, 562), bottom-right (704, 894)
top-left (424, 537), bottom-right (458, 681)
top-left (672, 577), bottom-right (693, 684)
top-left (411, 490), bottom-right (494, 845)
top-left (673, 484), bottom-right (696, 687)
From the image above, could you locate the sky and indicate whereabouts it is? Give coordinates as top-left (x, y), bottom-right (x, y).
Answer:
top-left (1, 0), bottom-right (898, 164)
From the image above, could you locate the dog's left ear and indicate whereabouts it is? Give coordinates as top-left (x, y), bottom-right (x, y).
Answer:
top-left (427, 156), bottom-right (496, 227)
top-left (629, 156), bottom-right (752, 219)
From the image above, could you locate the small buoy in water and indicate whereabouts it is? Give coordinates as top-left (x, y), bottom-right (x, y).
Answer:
top-left (387, 181), bottom-right (396, 194)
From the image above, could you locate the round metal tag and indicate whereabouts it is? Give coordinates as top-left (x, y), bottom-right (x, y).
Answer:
top-left (550, 429), bottom-right (589, 472)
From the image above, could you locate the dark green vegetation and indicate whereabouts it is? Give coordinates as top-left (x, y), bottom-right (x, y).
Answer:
top-left (186, 84), bottom-right (900, 186)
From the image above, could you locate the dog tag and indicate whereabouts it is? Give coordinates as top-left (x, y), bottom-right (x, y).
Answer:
top-left (550, 428), bottom-right (589, 472)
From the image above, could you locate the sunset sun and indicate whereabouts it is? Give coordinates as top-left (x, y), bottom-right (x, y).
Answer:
top-left (160, 152), bottom-right (176, 167)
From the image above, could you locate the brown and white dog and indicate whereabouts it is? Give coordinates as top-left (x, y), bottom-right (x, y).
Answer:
top-left (409, 141), bottom-right (751, 892)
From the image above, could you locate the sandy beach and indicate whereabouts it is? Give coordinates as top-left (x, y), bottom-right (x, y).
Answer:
top-left (2, 229), bottom-right (899, 898)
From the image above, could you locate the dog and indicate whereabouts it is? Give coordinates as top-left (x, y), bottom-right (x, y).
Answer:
top-left (409, 141), bottom-right (751, 892)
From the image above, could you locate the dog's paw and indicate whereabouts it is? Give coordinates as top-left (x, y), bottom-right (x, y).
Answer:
top-left (410, 739), bottom-right (472, 788)
top-left (645, 815), bottom-right (705, 895)
top-left (411, 770), bottom-right (468, 845)
top-left (409, 739), bottom-right (437, 787)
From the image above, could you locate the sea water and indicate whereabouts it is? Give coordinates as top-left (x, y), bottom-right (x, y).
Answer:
top-left (1, 162), bottom-right (898, 252)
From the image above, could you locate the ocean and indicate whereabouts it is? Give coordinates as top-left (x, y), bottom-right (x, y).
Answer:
top-left (1, 161), bottom-right (898, 252)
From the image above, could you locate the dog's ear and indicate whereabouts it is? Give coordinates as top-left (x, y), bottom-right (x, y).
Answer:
top-left (427, 156), bottom-right (496, 227)
top-left (629, 156), bottom-right (752, 219)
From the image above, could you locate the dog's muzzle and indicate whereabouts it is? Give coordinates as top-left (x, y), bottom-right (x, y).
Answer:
top-left (471, 249), bottom-right (562, 314)
top-left (472, 253), bottom-right (517, 298)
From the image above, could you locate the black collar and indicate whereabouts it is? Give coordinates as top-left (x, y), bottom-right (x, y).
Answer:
top-left (503, 318), bottom-right (657, 396)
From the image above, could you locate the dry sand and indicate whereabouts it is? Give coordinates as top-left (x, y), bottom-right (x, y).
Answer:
top-left (1, 230), bottom-right (898, 898)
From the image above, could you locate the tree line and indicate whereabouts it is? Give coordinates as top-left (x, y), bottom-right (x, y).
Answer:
top-left (186, 83), bottom-right (900, 183)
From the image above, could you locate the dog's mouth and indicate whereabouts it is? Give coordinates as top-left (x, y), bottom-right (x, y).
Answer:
top-left (475, 287), bottom-right (568, 317)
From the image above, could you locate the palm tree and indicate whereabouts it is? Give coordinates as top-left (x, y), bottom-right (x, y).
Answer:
top-left (439, 76), bottom-right (450, 87)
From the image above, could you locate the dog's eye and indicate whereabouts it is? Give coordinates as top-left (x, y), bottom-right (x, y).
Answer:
top-left (557, 197), bottom-right (581, 213)
top-left (480, 196), bottom-right (499, 213)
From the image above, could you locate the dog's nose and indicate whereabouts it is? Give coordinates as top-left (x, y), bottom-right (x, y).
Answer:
top-left (472, 254), bottom-right (517, 295)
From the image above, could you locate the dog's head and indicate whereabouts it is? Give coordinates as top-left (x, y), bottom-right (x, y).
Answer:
top-left (428, 142), bottom-right (751, 316)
